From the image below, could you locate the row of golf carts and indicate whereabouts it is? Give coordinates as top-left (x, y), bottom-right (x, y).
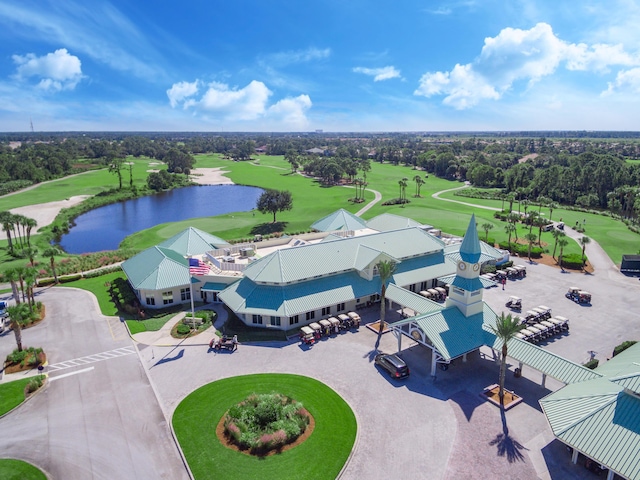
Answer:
top-left (482, 265), bottom-right (527, 283)
top-left (299, 312), bottom-right (361, 345)
top-left (418, 286), bottom-right (447, 302)
top-left (512, 305), bottom-right (570, 343)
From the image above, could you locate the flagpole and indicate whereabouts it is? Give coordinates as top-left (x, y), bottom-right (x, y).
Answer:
top-left (188, 254), bottom-right (196, 329)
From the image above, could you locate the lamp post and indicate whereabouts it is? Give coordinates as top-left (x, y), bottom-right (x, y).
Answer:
top-left (188, 254), bottom-right (196, 330)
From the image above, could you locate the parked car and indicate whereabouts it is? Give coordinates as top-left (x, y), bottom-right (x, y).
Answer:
top-left (374, 353), bottom-right (410, 379)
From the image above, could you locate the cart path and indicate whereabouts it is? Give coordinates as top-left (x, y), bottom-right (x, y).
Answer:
top-left (431, 184), bottom-right (501, 211)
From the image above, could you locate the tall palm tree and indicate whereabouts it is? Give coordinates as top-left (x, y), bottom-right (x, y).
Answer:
top-left (506, 193), bottom-right (516, 213)
top-left (527, 210), bottom-right (539, 234)
top-left (375, 260), bottom-right (397, 349)
top-left (488, 313), bottom-right (525, 404)
top-left (413, 175), bottom-right (425, 197)
top-left (6, 304), bottom-right (29, 352)
top-left (524, 233), bottom-right (537, 261)
top-left (551, 230), bottom-right (565, 259)
top-left (43, 246), bottom-right (63, 284)
top-left (22, 246), bottom-right (38, 267)
top-left (557, 238), bottom-right (569, 271)
top-left (0, 211), bottom-right (15, 255)
top-left (24, 217), bottom-right (37, 248)
top-left (579, 236), bottom-right (591, 270)
top-left (23, 267), bottom-right (38, 313)
top-left (481, 223), bottom-right (494, 243)
top-left (548, 202), bottom-right (559, 222)
top-left (505, 224), bottom-right (516, 246)
top-left (4, 268), bottom-right (22, 304)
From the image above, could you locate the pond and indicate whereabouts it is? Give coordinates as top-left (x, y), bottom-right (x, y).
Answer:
top-left (58, 185), bottom-right (264, 254)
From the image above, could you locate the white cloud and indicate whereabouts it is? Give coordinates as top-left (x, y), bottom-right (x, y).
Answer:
top-left (415, 22), bottom-right (640, 109)
top-left (353, 66), bottom-right (401, 82)
top-left (167, 78), bottom-right (313, 127)
top-left (267, 95), bottom-right (312, 128)
top-left (603, 68), bottom-right (640, 95)
top-left (166, 80), bottom-right (199, 108)
top-left (12, 48), bottom-right (83, 92)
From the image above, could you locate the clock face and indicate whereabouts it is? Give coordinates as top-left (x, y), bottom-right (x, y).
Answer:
top-left (458, 261), bottom-right (466, 270)
top-left (472, 263), bottom-right (480, 272)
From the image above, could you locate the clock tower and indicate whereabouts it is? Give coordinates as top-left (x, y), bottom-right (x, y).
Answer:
top-left (445, 214), bottom-right (485, 317)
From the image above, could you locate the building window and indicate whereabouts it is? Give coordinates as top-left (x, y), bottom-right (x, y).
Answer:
top-left (146, 297), bottom-right (155, 306)
top-left (290, 315), bottom-right (299, 325)
top-left (306, 311), bottom-right (315, 321)
top-left (252, 314), bottom-right (263, 324)
top-left (270, 316), bottom-right (281, 326)
top-left (409, 284), bottom-right (416, 292)
top-left (180, 288), bottom-right (191, 301)
top-left (321, 306), bottom-right (331, 316)
top-left (421, 281), bottom-right (428, 290)
top-left (336, 303), bottom-right (345, 312)
top-left (162, 291), bottom-right (173, 305)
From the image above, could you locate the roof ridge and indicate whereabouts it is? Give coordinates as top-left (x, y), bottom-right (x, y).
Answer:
top-left (554, 394), bottom-right (619, 436)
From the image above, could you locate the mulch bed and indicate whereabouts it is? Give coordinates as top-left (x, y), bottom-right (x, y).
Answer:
top-left (4, 352), bottom-right (47, 374)
top-left (215, 409), bottom-right (315, 457)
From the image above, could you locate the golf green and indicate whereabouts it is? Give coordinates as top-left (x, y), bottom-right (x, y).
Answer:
top-left (172, 374), bottom-right (357, 480)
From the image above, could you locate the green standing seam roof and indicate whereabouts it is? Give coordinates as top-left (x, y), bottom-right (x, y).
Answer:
top-left (157, 226), bottom-right (230, 256)
top-left (539, 343), bottom-right (640, 480)
top-left (310, 208), bottom-right (368, 232)
top-left (444, 239), bottom-right (505, 264)
top-left (366, 213), bottom-right (426, 232)
top-left (438, 273), bottom-right (497, 289)
top-left (385, 283), bottom-right (444, 315)
top-left (121, 246), bottom-right (190, 290)
top-left (201, 282), bottom-right (235, 291)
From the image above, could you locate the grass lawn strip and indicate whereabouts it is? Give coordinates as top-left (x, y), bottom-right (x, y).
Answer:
top-left (0, 375), bottom-right (46, 417)
top-left (173, 373), bottom-right (356, 480)
top-left (0, 459), bottom-right (47, 480)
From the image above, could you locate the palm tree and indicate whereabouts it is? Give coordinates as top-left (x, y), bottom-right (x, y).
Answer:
top-left (504, 224), bottom-right (516, 246)
top-left (527, 210), bottom-right (539, 234)
top-left (481, 223), bottom-right (494, 243)
top-left (534, 216), bottom-right (547, 245)
top-left (6, 304), bottom-right (29, 352)
top-left (375, 260), bottom-right (397, 349)
top-left (488, 313), bottom-right (525, 404)
top-left (4, 268), bottom-right (22, 304)
top-left (557, 238), bottom-right (569, 271)
top-left (524, 233), bottom-right (537, 261)
top-left (22, 246), bottom-right (38, 267)
top-left (548, 202), bottom-right (559, 222)
top-left (0, 211), bottom-right (16, 255)
top-left (551, 230), bottom-right (565, 259)
top-left (506, 193), bottom-right (516, 213)
top-left (579, 236), bottom-right (591, 270)
top-left (43, 246), bottom-right (63, 284)
top-left (23, 267), bottom-right (38, 313)
top-left (413, 175), bottom-right (425, 197)
top-left (24, 217), bottom-right (37, 248)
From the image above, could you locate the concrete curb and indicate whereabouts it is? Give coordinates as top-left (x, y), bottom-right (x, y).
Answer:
top-left (0, 375), bottom-right (48, 421)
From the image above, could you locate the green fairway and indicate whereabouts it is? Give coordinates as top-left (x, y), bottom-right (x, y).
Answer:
top-left (0, 459), bottom-right (47, 480)
top-left (172, 374), bottom-right (356, 480)
top-left (0, 156), bottom-right (158, 211)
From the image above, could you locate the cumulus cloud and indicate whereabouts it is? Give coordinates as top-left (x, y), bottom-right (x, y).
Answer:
top-left (353, 66), bottom-right (401, 81)
top-left (12, 48), bottom-right (83, 92)
top-left (267, 95), bottom-right (312, 128)
top-left (167, 79), bottom-right (312, 126)
top-left (415, 22), bottom-right (640, 109)
top-left (603, 68), bottom-right (640, 95)
top-left (166, 80), bottom-right (199, 108)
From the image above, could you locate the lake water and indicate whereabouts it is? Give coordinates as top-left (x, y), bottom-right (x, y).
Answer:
top-left (58, 185), bottom-right (264, 253)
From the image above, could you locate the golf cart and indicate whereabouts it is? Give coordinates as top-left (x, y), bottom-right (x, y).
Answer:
top-left (566, 287), bottom-right (591, 304)
top-left (299, 326), bottom-right (316, 345)
top-left (505, 296), bottom-right (522, 310)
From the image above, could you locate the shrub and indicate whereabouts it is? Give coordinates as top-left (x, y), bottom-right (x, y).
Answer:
top-left (26, 376), bottom-right (44, 394)
top-left (612, 340), bottom-right (638, 357)
top-left (176, 324), bottom-right (191, 335)
top-left (583, 359), bottom-right (599, 370)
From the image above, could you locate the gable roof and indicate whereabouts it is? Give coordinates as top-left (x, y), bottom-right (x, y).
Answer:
top-left (157, 227), bottom-right (229, 256)
top-left (539, 343), bottom-right (640, 480)
top-left (366, 213), bottom-right (425, 232)
top-left (243, 227), bottom-right (445, 284)
top-left (311, 208), bottom-right (368, 232)
top-left (444, 239), bottom-right (505, 264)
top-left (121, 246), bottom-right (190, 290)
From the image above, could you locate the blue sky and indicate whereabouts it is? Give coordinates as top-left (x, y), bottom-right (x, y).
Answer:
top-left (1, 0), bottom-right (640, 132)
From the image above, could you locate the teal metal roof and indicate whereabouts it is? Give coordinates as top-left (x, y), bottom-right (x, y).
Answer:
top-left (540, 343), bottom-right (640, 480)
top-left (391, 253), bottom-right (455, 287)
top-left (243, 227), bottom-right (445, 284)
top-left (366, 213), bottom-right (426, 232)
top-left (450, 275), bottom-right (485, 291)
top-left (219, 271), bottom-right (381, 317)
top-left (158, 227), bottom-right (229, 256)
top-left (459, 215), bottom-right (481, 263)
top-left (611, 373), bottom-right (640, 395)
top-left (445, 239), bottom-right (504, 264)
top-left (201, 281), bottom-right (234, 291)
top-left (385, 283), bottom-right (444, 315)
top-left (122, 246), bottom-right (190, 290)
top-left (311, 209), bottom-right (368, 232)
top-left (438, 273), bottom-right (497, 289)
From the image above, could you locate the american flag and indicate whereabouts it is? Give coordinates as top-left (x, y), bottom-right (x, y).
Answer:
top-left (189, 258), bottom-right (209, 275)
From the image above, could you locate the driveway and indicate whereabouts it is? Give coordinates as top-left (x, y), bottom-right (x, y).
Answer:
top-left (0, 287), bottom-right (189, 480)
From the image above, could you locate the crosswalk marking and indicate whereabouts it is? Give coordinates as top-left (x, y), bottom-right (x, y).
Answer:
top-left (47, 347), bottom-right (136, 372)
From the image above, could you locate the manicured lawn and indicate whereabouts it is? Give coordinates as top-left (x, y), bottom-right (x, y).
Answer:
top-left (173, 374), bottom-right (356, 480)
top-left (58, 271), bottom-right (126, 316)
top-left (0, 376), bottom-right (45, 417)
top-left (0, 459), bottom-right (47, 480)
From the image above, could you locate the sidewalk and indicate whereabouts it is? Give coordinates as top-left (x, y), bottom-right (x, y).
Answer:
top-left (130, 303), bottom-right (228, 347)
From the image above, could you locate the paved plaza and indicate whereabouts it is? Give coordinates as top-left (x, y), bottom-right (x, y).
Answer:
top-left (1, 227), bottom-right (639, 479)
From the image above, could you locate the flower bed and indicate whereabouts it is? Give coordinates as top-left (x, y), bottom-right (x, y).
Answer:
top-left (222, 392), bottom-right (311, 455)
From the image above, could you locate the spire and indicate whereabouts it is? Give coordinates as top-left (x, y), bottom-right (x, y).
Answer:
top-left (459, 214), bottom-right (481, 264)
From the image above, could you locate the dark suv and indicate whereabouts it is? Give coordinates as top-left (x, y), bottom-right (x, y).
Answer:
top-left (374, 353), bottom-right (410, 379)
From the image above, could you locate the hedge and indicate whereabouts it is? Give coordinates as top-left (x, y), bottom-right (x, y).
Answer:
top-left (612, 340), bottom-right (637, 357)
